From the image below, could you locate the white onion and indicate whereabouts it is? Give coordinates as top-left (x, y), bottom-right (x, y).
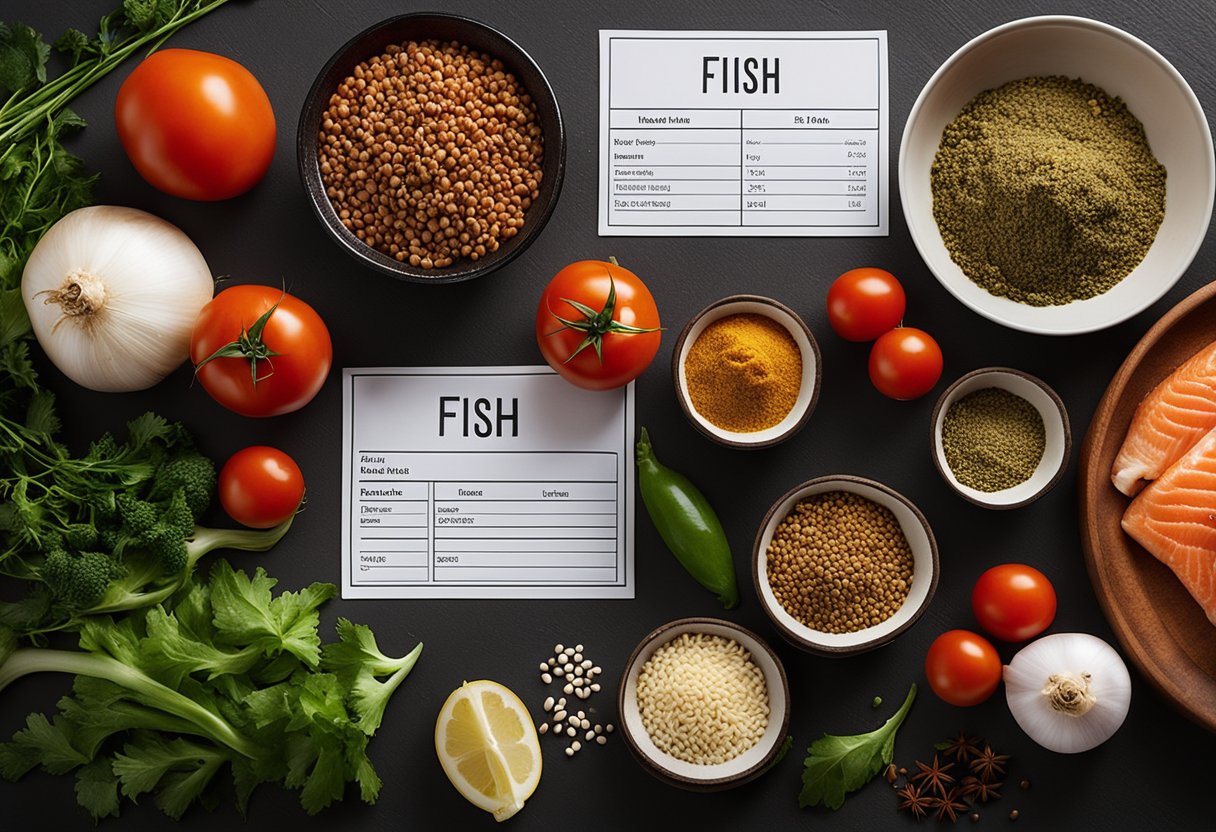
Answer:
top-left (1004, 632), bottom-right (1131, 754)
top-left (21, 205), bottom-right (214, 392)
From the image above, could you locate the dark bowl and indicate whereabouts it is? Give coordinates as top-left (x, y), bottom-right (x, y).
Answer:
top-left (297, 12), bottom-right (566, 283)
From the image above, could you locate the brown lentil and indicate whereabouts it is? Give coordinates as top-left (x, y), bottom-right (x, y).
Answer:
top-left (636, 633), bottom-right (769, 765)
top-left (318, 40), bottom-right (544, 269)
top-left (684, 313), bottom-right (802, 432)
top-left (765, 491), bottom-right (914, 633)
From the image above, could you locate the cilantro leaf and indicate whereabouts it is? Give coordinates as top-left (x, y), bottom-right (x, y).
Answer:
top-left (0, 713), bottom-right (88, 778)
top-left (322, 618), bottom-right (423, 734)
top-left (0, 22), bottom-right (51, 94)
top-left (75, 757), bottom-right (122, 821)
top-left (209, 560), bottom-right (336, 667)
top-left (798, 684), bottom-right (917, 811)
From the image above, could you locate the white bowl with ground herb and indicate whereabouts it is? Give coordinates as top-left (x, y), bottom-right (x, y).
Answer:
top-left (617, 617), bottom-right (790, 791)
top-left (752, 476), bottom-right (939, 656)
top-left (930, 368), bottom-right (1071, 509)
top-left (899, 16), bottom-right (1214, 335)
top-left (672, 295), bottom-right (821, 449)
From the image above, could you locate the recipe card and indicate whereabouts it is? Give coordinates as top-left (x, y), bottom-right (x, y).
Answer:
top-left (599, 30), bottom-right (888, 236)
top-left (341, 367), bottom-right (634, 599)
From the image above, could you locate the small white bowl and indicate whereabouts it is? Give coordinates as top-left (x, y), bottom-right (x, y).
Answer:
top-left (617, 617), bottom-right (790, 791)
top-left (899, 15), bottom-right (1215, 335)
top-left (752, 476), bottom-right (939, 656)
top-left (930, 368), bottom-right (1071, 510)
top-left (672, 295), bottom-right (820, 449)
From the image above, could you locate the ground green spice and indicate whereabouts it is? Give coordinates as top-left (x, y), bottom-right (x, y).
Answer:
top-left (931, 75), bottom-right (1165, 306)
top-left (942, 388), bottom-right (1045, 492)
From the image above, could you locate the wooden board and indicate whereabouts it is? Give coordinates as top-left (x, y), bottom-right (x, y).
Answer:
top-left (1080, 282), bottom-right (1216, 734)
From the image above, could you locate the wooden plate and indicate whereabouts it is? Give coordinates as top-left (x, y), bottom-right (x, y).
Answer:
top-left (1080, 281), bottom-right (1216, 734)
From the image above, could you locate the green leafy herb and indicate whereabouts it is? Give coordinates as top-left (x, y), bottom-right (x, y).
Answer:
top-left (798, 683), bottom-right (917, 811)
top-left (0, 560), bottom-right (423, 820)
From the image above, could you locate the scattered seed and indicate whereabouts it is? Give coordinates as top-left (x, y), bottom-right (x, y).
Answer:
top-left (586, 730), bottom-right (595, 741)
top-left (563, 683), bottom-right (574, 694)
top-left (581, 719), bottom-right (590, 729)
top-left (1009, 809), bottom-right (1019, 821)
top-left (573, 678), bottom-right (584, 687)
top-left (1019, 779), bottom-right (1030, 790)
top-left (596, 735), bottom-right (607, 745)
top-left (541, 673), bottom-right (552, 684)
top-left (971, 812), bottom-right (981, 823)
top-left (576, 644), bottom-right (584, 652)
top-left (565, 747), bottom-right (575, 757)
top-left (543, 697), bottom-right (554, 712)
top-left (563, 647), bottom-right (575, 657)
top-left (555, 644), bottom-right (565, 653)
top-left (592, 666), bottom-right (602, 675)
top-left (572, 741), bottom-right (582, 752)
top-left (551, 722), bottom-right (562, 733)
top-left (606, 724), bottom-right (615, 733)
top-left (539, 723), bottom-right (549, 735)
top-left (573, 653), bottom-right (583, 662)
top-left (539, 662), bottom-right (549, 672)
top-left (581, 659), bottom-right (593, 669)
top-left (558, 697), bottom-right (566, 707)
top-left (563, 663), bottom-right (574, 673)
top-left (594, 725), bottom-right (603, 735)
top-left (590, 683), bottom-right (601, 692)
top-left (884, 763), bottom-right (898, 784)
top-left (553, 667), bottom-right (565, 677)
top-left (574, 667), bottom-right (585, 677)
top-left (577, 711), bottom-right (585, 718)
top-left (554, 710), bottom-right (567, 721)
top-left (567, 726), bottom-right (577, 737)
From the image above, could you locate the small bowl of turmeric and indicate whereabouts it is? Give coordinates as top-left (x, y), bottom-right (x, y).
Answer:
top-left (673, 295), bottom-right (821, 449)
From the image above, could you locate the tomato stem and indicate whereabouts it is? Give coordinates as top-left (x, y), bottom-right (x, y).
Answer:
top-left (544, 260), bottom-right (662, 365)
top-left (193, 301), bottom-right (282, 386)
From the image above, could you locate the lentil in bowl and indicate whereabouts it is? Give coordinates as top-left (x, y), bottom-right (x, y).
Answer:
top-left (297, 13), bottom-right (565, 283)
top-left (753, 476), bottom-right (939, 656)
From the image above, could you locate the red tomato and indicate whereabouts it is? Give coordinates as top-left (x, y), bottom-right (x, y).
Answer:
top-left (826, 267), bottom-right (906, 342)
top-left (972, 564), bottom-right (1057, 642)
top-left (924, 630), bottom-right (1002, 707)
top-left (536, 259), bottom-right (661, 391)
top-left (115, 49), bottom-right (275, 200)
top-left (190, 285), bottom-right (333, 418)
top-left (219, 446), bottom-right (305, 528)
top-left (868, 327), bottom-right (943, 400)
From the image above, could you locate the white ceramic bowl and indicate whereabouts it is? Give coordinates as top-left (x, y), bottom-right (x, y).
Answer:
top-left (673, 295), bottom-right (821, 449)
top-left (899, 15), bottom-right (1215, 335)
top-left (752, 476), bottom-right (939, 656)
top-left (617, 617), bottom-right (790, 791)
top-left (930, 368), bottom-right (1071, 509)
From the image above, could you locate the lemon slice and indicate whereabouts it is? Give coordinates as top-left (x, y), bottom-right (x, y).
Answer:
top-left (435, 680), bottom-right (542, 822)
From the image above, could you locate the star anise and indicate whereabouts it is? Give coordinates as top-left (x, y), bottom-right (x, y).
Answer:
top-left (910, 754), bottom-right (956, 797)
top-left (896, 782), bottom-right (934, 819)
top-left (969, 745), bottom-right (1010, 783)
top-left (932, 787), bottom-right (970, 823)
top-left (937, 731), bottom-right (983, 763)
top-left (961, 775), bottom-right (1002, 803)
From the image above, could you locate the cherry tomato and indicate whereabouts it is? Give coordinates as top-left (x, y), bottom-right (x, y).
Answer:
top-left (972, 564), bottom-right (1057, 642)
top-left (536, 258), bottom-right (661, 391)
top-left (190, 285), bottom-right (333, 418)
top-left (115, 49), bottom-right (275, 200)
top-left (826, 267), bottom-right (906, 342)
top-left (219, 446), bottom-right (305, 529)
top-left (868, 327), bottom-right (943, 400)
top-left (924, 630), bottom-right (1002, 707)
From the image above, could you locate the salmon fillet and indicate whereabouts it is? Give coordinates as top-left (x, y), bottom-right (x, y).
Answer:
top-left (1122, 425), bottom-right (1216, 626)
top-left (1112, 340), bottom-right (1216, 496)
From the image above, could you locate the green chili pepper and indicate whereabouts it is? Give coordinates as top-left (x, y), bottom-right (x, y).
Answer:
top-left (636, 427), bottom-right (739, 609)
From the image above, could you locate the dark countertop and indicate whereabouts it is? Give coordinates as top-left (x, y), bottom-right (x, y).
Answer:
top-left (3, 0), bottom-right (1213, 829)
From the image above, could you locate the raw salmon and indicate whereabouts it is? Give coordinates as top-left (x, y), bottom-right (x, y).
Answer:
top-left (1122, 425), bottom-right (1216, 626)
top-left (1111, 339), bottom-right (1216, 496)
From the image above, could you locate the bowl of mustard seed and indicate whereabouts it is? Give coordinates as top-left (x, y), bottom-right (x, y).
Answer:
top-left (752, 476), bottom-right (939, 656)
top-left (930, 368), bottom-right (1071, 510)
top-left (298, 13), bottom-right (565, 283)
top-left (673, 295), bottom-right (821, 449)
top-left (900, 15), bottom-right (1214, 335)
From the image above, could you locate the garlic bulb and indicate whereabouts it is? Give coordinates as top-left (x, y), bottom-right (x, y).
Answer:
top-left (22, 205), bottom-right (214, 392)
top-left (1004, 632), bottom-right (1131, 754)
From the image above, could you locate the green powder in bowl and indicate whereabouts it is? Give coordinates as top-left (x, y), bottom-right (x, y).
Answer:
top-left (942, 387), bottom-right (1045, 492)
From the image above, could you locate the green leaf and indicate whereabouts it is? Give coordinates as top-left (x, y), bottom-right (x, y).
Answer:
top-left (75, 757), bottom-right (121, 821)
top-left (123, 412), bottom-right (172, 453)
top-left (25, 389), bottom-right (59, 436)
top-left (299, 742), bottom-right (345, 815)
top-left (321, 618), bottom-right (422, 735)
top-left (0, 713), bottom-right (89, 777)
top-left (798, 684), bottom-right (917, 811)
top-left (53, 28), bottom-right (95, 62)
top-left (59, 676), bottom-right (200, 758)
top-left (210, 560), bottom-right (337, 667)
top-left (0, 22), bottom-right (51, 94)
top-left (0, 288), bottom-right (31, 348)
top-left (144, 605), bottom-right (261, 686)
top-left (112, 735), bottom-right (228, 819)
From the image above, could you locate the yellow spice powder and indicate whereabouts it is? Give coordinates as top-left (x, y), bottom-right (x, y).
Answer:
top-left (685, 313), bottom-right (801, 432)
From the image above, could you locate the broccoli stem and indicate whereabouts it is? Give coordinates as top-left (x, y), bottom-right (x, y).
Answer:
top-left (0, 648), bottom-right (260, 760)
top-left (88, 516), bottom-right (294, 617)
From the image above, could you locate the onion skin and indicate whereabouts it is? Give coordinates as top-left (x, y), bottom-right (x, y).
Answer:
top-left (1003, 632), bottom-right (1132, 753)
top-left (21, 206), bottom-right (214, 392)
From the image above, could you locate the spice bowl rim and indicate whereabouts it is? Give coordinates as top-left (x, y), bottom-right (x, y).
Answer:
top-left (671, 294), bottom-right (821, 449)
top-left (898, 14), bottom-right (1215, 335)
top-left (616, 616), bottom-right (791, 791)
top-left (296, 11), bottom-right (566, 284)
top-left (929, 367), bottom-right (1072, 510)
top-left (751, 475), bottom-right (939, 656)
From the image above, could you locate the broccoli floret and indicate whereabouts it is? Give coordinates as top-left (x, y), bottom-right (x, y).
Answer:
top-left (147, 453), bottom-right (216, 518)
top-left (41, 549), bottom-right (124, 611)
top-left (62, 524), bottom-right (98, 551)
top-left (115, 489), bottom-right (195, 575)
top-left (115, 493), bottom-right (158, 537)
